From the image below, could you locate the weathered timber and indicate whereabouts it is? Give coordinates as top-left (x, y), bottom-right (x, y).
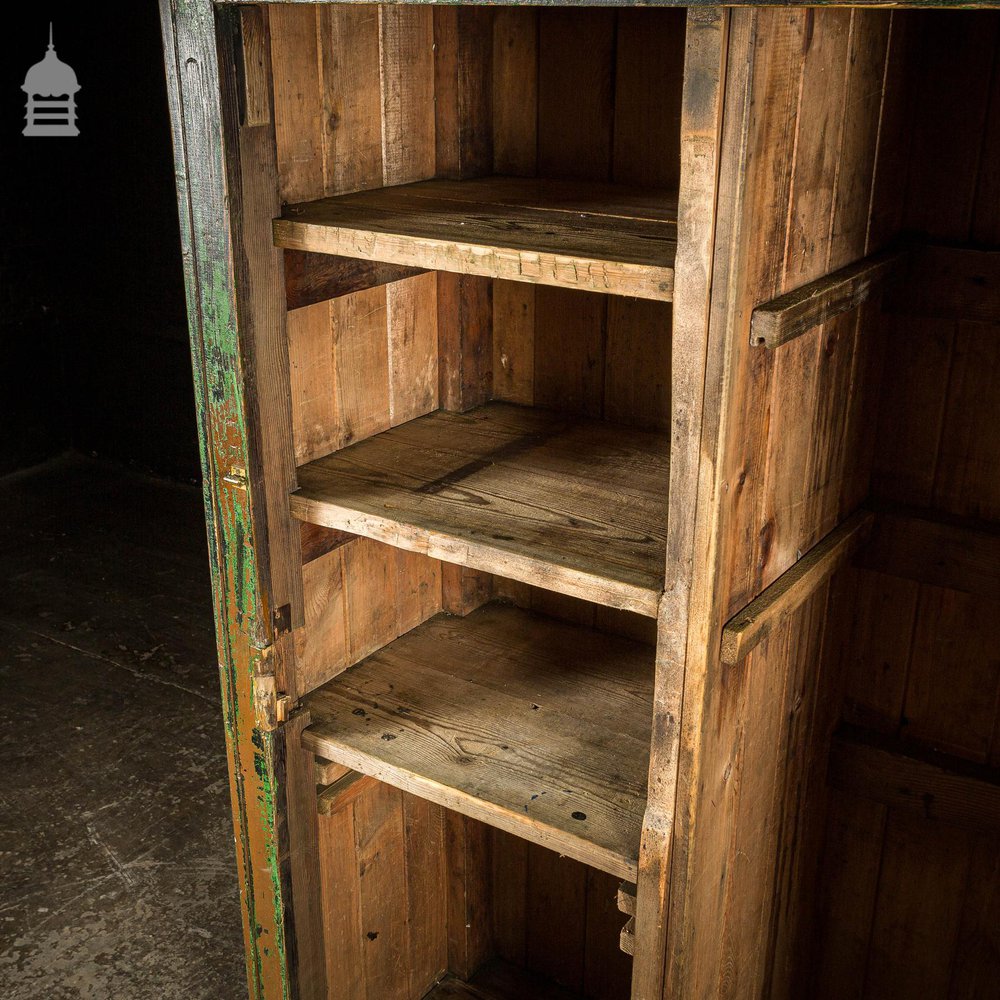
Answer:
top-left (273, 176), bottom-right (678, 301)
top-left (291, 403), bottom-right (669, 617)
top-left (316, 769), bottom-right (378, 816)
top-left (750, 249), bottom-right (904, 349)
top-left (720, 509), bottom-right (874, 666)
top-left (886, 243), bottom-right (1000, 324)
top-left (859, 503), bottom-right (1000, 599)
top-left (828, 727), bottom-right (1000, 833)
top-left (302, 602), bottom-right (653, 882)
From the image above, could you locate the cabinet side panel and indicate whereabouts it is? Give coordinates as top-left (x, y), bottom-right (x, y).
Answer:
top-left (665, 9), bottom-right (897, 998)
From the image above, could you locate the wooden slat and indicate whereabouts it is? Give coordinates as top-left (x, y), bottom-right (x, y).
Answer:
top-left (526, 845), bottom-right (587, 992)
top-left (302, 603), bottom-right (653, 882)
top-left (828, 727), bottom-right (1000, 834)
top-left (619, 917), bottom-right (636, 957)
top-left (283, 251), bottom-right (425, 311)
top-left (749, 249), bottom-right (904, 349)
top-left (314, 755), bottom-right (351, 786)
top-left (720, 509), bottom-right (874, 666)
top-left (859, 504), bottom-right (1000, 600)
top-left (291, 403), bottom-right (669, 618)
top-left (317, 769), bottom-right (378, 816)
top-left (274, 176), bottom-right (677, 301)
top-left (633, 12), bottom-right (730, 999)
top-left (617, 882), bottom-right (637, 917)
top-left (445, 814), bottom-right (494, 980)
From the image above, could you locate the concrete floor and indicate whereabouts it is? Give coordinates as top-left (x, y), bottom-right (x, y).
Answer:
top-left (0, 456), bottom-right (245, 999)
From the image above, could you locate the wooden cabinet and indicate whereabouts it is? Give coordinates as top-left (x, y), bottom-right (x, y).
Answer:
top-left (159, 4), bottom-right (1000, 998)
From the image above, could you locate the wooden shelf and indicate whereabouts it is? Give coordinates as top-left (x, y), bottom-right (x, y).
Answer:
top-left (291, 403), bottom-right (669, 617)
top-left (423, 959), bottom-right (582, 1000)
top-left (273, 176), bottom-right (677, 300)
top-left (302, 602), bottom-right (653, 882)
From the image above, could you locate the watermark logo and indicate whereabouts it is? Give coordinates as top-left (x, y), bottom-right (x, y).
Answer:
top-left (22, 24), bottom-right (80, 137)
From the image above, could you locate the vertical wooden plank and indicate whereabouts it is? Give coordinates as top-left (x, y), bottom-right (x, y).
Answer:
top-left (319, 805), bottom-right (365, 1000)
top-left (931, 322), bottom-right (1000, 523)
top-left (603, 299), bottom-right (672, 432)
top-left (868, 13), bottom-right (914, 251)
top-left (491, 10), bottom-right (537, 412)
top-left (438, 274), bottom-right (493, 413)
top-left (395, 547), bottom-right (443, 637)
top-left (533, 289), bottom-right (607, 418)
top-left (445, 813), bottom-right (493, 981)
top-left (492, 281), bottom-right (534, 406)
top-left (434, 8), bottom-right (494, 180)
top-left (584, 867), bottom-right (633, 1000)
top-left (715, 623), bottom-right (795, 997)
top-left (287, 301), bottom-right (338, 466)
top-left (716, 8), bottom-right (806, 616)
top-left (804, 11), bottom-right (891, 538)
top-left (762, 586), bottom-right (832, 1000)
top-left (759, 9), bottom-right (852, 575)
top-left (319, 5), bottom-right (384, 197)
top-left (810, 792), bottom-right (888, 1000)
top-left (343, 537), bottom-right (398, 665)
top-left (388, 270), bottom-right (439, 427)
top-left (902, 586), bottom-right (1000, 764)
top-left (863, 812), bottom-right (970, 1000)
top-left (639, 10), bottom-right (729, 999)
top-left (948, 832), bottom-right (1000, 999)
top-left (840, 569), bottom-right (917, 734)
top-left (295, 544), bottom-right (349, 695)
top-left (404, 796), bottom-right (448, 997)
top-left (526, 845), bottom-right (587, 993)
top-left (270, 4), bottom-right (324, 204)
top-left (491, 830), bottom-right (528, 967)
top-left (284, 711), bottom-right (329, 1000)
top-left (828, 15), bottom-right (892, 271)
top-left (441, 563), bottom-right (493, 618)
top-left (537, 9), bottom-right (615, 182)
top-left (379, 5), bottom-right (436, 188)
top-left (332, 286), bottom-right (391, 447)
top-left (354, 784), bottom-right (411, 1000)
top-left (493, 9), bottom-right (537, 177)
top-left (612, 9), bottom-right (686, 191)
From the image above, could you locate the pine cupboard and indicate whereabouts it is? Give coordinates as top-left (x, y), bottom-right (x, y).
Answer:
top-left (158, 4), bottom-right (1000, 999)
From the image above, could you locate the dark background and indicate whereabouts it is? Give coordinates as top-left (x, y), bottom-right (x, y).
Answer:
top-left (2, 1), bottom-right (198, 479)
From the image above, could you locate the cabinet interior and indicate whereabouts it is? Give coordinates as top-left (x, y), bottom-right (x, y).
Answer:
top-left (263, 6), bottom-right (684, 998)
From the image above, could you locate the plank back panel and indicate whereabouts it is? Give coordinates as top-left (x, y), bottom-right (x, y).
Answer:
top-left (271, 4), bottom-right (445, 706)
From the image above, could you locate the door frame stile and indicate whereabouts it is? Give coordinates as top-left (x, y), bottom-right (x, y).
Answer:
top-left (158, 1), bottom-right (296, 997)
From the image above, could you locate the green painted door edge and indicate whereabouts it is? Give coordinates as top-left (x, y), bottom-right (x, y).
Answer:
top-left (158, 1), bottom-right (290, 997)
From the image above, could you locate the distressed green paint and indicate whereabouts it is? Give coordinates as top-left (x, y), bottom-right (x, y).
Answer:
top-left (158, 1), bottom-right (292, 998)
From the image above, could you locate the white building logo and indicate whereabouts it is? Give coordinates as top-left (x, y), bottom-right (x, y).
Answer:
top-left (22, 25), bottom-right (80, 137)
